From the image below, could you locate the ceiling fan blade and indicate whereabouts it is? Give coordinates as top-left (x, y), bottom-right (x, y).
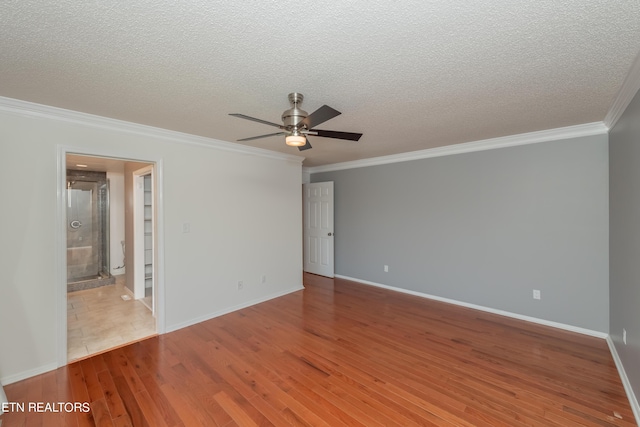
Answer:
top-left (312, 129), bottom-right (363, 141)
top-left (299, 105), bottom-right (341, 129)
top-left (237, 132), bottom-right (286, 142)
top-left (229, 113), bottom-right (284, 129)
top-left (298, 138), bottom-right (312, 151)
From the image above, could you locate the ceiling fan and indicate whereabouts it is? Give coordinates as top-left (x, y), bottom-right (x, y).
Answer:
top-left (229, 93), bottom-right (363, 151)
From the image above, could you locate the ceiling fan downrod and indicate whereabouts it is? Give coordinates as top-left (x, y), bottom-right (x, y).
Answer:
top-left (229, 92), bottom-right (362, 151)
top-left (281, 92), bottom-right (308, 130)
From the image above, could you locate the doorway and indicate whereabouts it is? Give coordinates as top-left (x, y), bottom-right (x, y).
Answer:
top-left (59, 151), bottom-right (163, 364)
top-left (303, 181), bottom-right (335, 278)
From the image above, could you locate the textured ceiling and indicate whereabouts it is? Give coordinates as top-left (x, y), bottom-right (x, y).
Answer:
top-left (2, 1), bottom-right (640, 167)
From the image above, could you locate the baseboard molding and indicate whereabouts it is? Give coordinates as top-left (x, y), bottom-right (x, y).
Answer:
top-left (0, 362), bottom-right (58, 386)
top-left (123, 285), bottom-right (135, 299)
top-left (343, 273), bottom-right (640, 423)
top-left (606, 336), bottom-right (640, 425)
top-left (335, 275), bottom-right (607, 339)
top-left (0, 382), bottom-right (6, 415)
top-left (165, 285), bottom-right (305, 334)
top-left (3, 286), bottom-right (303, 386)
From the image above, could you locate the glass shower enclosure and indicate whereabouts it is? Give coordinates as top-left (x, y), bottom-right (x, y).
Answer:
top-left (66, 170), bottom-right (115, 292)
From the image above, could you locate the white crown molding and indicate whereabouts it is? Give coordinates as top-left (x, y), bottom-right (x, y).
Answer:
top-left (336, 275), bottom-right (608, 339)
top-left (305, 122), bottom-right (608, 174)
top-left (605, 49), bottom-right (640, 129)
top-left (0, 96), bottom-right (304, 165)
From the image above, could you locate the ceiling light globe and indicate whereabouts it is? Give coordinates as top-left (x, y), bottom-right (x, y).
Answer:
top-left (285, 135), bottom-right (306, 147)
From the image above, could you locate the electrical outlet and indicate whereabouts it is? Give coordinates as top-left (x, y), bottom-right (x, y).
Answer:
top-left (533, 289), bottom-right (541, 300)
top-left (384, 265), bottom-right (389, 272)
top-left (237, 281), bottom-right (243, 290)
top-left (261, 275), bottom-right (266, 284)
top-left (623, 328), bottom-right (627, 345)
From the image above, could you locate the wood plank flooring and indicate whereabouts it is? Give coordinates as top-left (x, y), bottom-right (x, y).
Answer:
top-left (2, 273), bottom-right (636, 426)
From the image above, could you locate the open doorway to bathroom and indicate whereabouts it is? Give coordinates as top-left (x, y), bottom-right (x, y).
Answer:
top-left (65, 154), bottom-right (157, 361)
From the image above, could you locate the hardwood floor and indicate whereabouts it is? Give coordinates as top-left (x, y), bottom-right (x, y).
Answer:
top-left (3, 273), bottom-right (635, 426)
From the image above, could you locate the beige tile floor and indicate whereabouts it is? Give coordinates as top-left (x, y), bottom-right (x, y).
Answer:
top-left (67, 275), bottom-right (156, 361)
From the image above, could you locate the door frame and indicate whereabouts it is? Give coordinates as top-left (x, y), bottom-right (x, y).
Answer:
top-left (56, 145), bottom-right (166, 367)
top-left (303, 181), bottom-right (335, 278)
top-left (133, 165), bottom-right (154, 312)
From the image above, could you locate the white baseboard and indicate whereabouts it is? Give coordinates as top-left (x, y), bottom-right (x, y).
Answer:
top-left (165, 285), bottom-right (304, 333)
top-left (335, 276), bottom-right (640, 422)
top-left (0, 381), bottom-right (7, 415)
top-left (123, 285), bottom-right (135, 299)
top-left (0, 362), bottom-right (58, 386)
top-left (336, 275), bottom-right (640, 421)
top-left (606, 336), bottom-right (640, 425)
top-left (2, 286), bottom-right (303, 387)
top-left (335, 275), bottom-right (607, 339)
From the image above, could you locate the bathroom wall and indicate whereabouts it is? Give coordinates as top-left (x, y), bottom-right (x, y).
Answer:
top-left (108, 171), bottom-right (125, 276)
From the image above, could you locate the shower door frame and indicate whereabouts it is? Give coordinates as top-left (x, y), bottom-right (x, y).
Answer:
top-left (55, 145), bottom-right (166, 367)
top-left (65, 170), bottom-right (110, 285)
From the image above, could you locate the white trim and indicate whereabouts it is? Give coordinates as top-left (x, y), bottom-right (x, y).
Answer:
top-left (0, 382), bottom-right (7, 415)
top-left (0, 96), bottom-right (304, 165)
top-left (0, 363), bottom-right (58, 386)
top-left (132, 165), bottom-right (153, 301)
top-left (606, 336), bottom-right (640, 425)
top-left (165, 286), bottom-right (304, 333)
top-left (122, 284), bottom-right (135, 299)
top-left (335, 275), bottom-right (608, 339)
top-left (56, 145), bottom-right (167, 368)
top-left (305, 122), bottom-right (608, 174)
top-left (55, 146), bottom-right (68, 368)
top-left (604, 50), bottom-right (640, 130)
top-left (154, 159), bottom-right (166, 335)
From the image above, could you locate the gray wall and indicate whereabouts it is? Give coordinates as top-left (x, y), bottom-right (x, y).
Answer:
top-left (312, 134), bottom-right (609, 332)
top-left (610, 88), bottom-right (640, 403)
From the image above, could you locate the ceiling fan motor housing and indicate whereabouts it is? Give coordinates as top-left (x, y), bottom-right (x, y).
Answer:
top-left (230, 92), bottom-right (362, 148)
top-left (281, 92), bottom-right (308, 130)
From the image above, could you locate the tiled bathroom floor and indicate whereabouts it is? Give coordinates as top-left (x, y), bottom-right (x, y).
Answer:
top-left (67, 275), bottom-right (156, 361)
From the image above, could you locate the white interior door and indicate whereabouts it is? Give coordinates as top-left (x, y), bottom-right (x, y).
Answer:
top-left (303, 182), bottom-right (334, 278)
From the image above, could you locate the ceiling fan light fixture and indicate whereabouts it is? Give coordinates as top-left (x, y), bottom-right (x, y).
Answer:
top-left (285, 134), bottom-right (306, 147)
top-left (230, 93), bottom-right (362, 151)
